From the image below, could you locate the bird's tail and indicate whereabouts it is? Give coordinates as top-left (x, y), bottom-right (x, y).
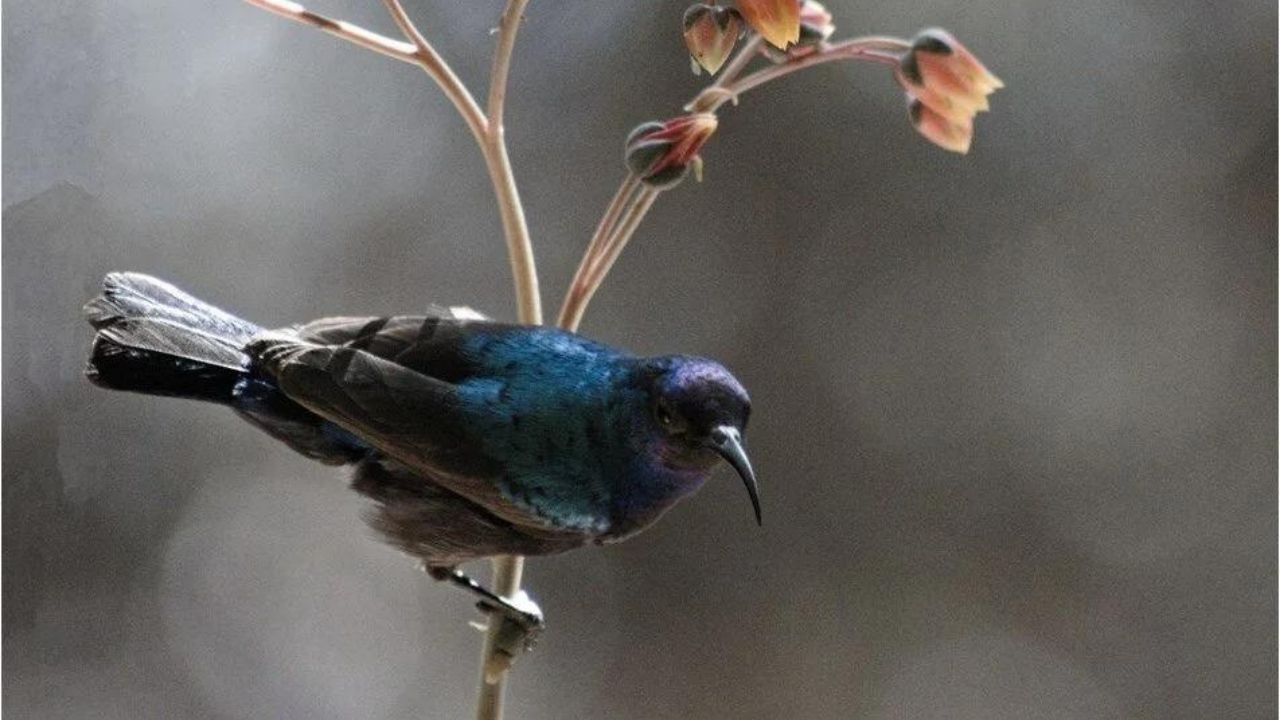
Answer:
top-left (83, 272), bottom-right (261, 403)
top-left (84, 272), bottom-right (368, 464)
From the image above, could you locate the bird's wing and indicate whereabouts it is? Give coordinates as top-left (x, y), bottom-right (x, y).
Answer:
top-left (293, 309), bottom-right (517, 379)
top-left (249, 310), bottom-right (547, 528)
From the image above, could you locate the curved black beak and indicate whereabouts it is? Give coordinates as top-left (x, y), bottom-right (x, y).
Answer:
top-left (709, 425), bottom-right (761, 525)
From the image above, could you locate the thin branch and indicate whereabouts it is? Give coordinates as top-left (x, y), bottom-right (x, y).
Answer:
top-left (557, 174), bottom-right (641, 328)
top-left (477, 0), bottom-right (541, 328)
top-left (488, 0), bottom-right (530, 126)
top-left (712, 37), bottom-right (907, 111)
top-left (474, 3), bottom-right (540, 718)
top-left (560, 187), bottom-right (660, 332)
top-left (481, 138), bottom-right (542, 324)
top-left (371, 0), bottom-right (540, 326)
top-left (719, 33), bottom-right (767, 85)
top-left (473, 555), bottom-right (525, 720)
top-left (585, 188), bottom-right (659, 290)
top-left (244, 0), bottom-right (418, 63)
top-left (688, 36), bottom-right (906, 113)
top-left (379, 0), bottom-right (489, 145)
top-left (381, 0), bottom-right (431, 53)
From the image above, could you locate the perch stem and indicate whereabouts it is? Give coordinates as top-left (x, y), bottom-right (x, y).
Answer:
top-left (475, 3), bottom-right (538, 720)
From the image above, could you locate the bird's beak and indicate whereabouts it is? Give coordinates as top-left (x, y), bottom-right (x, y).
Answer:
top-left (709, 425), bottom-right (761, 525)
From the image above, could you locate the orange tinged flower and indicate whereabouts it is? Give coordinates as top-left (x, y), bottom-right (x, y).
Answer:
top-left (897, 29), bottom-right (1002, 154)
top-left (736, 0), bottom-right (801, 50)
top-left (908, 98), bottom-right (972, 154)
top-left (763, 0), bottom-right (833, 60)
top-left (683, 4), bottom-right (744, 75)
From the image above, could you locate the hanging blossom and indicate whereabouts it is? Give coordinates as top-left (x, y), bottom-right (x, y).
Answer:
top-left (680, 3), bottom-right (1002, 163)
top-left (765, 1), bottom-right (835, 61)
top-left (683, 4), bottom-right (744, 75)
top-left (684, 0), bottom-right (804, 73)
top-left (896, 29), bottom-right (1004, 154)
top-left (736, 0), bottom-right (801, 49)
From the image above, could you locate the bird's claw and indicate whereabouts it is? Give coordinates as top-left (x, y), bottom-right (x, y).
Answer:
top-left (477, 589), bottom-right (544, 652)
top-left (475, 590), bottom-right (543, 680)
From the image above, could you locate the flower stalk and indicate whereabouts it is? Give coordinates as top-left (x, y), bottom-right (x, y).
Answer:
top-left (561, 18), bottom-right (999, 326)
top-left (474, 4), bottom-right (539, 718)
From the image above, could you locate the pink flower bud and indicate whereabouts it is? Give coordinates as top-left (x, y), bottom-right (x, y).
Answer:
top-left (898, 29), bottom-right (1001, 153)
top-left (624, 114), bottom-right (719, 189)
top-left (683, 4), bottom-right (744, 75)
top-left (907, 97), bottom-right (972, 154)
top-left (736, 0), bottom-right (801, 50)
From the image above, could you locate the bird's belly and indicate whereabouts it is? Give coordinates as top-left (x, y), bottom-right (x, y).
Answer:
top-left (351, 457), bottom-right (585, 567)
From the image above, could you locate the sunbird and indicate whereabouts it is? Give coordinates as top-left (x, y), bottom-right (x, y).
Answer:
top-left (83, 272), bottom-right (758, 633)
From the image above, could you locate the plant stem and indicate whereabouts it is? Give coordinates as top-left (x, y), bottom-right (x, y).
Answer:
top-left (244, 0), bottom-right (418, 63)
top-left (555, 35), bottom-right (767, 331)
top-left (559, 186), bottom-right (659, 332)
top-left (487, 0), bottom-right (528, 127)
top-left (473, 555), bottom-right (525, 720)
top-left (708, 37), bottom-right (907, 111)
top-left (379, 0), bottom-right (489, 146)
top-left (475, 4), bottom-right (539, 720)
top-left (557, 174), bottom-right (641, 328)
top-left (481, 0), bottom-right (541, 326)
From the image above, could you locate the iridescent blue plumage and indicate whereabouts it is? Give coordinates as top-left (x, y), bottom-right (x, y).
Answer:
top-left (83, 273), bottom-right (758, 575)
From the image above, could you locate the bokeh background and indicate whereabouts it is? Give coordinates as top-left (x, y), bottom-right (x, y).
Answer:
top-left (4, 1), bottom-right (1275, 718)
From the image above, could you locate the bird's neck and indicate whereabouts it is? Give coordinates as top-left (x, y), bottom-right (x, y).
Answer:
top-left (603, 442), bottom-right (714, 540)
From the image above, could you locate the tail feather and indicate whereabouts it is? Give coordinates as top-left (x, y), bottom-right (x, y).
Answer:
top-left (84, 272), bottom-right (368, 465)
top-left (86, 335), bottom-right (247, 402)
top-left (84, 272), bottom-right (260, 399)
top-left (85, 272), bottom-right (259, 340)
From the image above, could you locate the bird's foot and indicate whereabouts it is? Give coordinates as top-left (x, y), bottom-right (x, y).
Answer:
top-left (426, 565), bottom-right (545, 671)
top-left (476, 591), bottom-right (543, 682)
top-left (476, 589), bottom-right (544, 646)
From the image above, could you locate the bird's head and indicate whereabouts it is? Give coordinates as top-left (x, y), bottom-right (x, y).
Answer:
top-left (634, 355), bottom-right (759, 524)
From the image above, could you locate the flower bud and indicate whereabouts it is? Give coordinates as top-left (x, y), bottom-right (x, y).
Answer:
top-left (907, 97), bottom-right (972, 154)
top-left (624, 114), bottom-right (719, 189)
top-left (736, 0), bottom-right (801, 50)
top-left (683, 4), bottom-right (744, 75)
top-left (897, 29), bottom-right (1001, 153)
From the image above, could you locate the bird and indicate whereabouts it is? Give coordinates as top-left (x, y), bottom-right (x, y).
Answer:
top-left (82, 272), bottom-right (758, 635)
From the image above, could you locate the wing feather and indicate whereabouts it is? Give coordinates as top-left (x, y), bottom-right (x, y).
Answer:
top-left (247, 319), bottom-right (552, 530)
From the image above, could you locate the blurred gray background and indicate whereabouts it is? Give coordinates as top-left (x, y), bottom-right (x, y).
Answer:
top-left (4, 1), bottom-right (1275, 718)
